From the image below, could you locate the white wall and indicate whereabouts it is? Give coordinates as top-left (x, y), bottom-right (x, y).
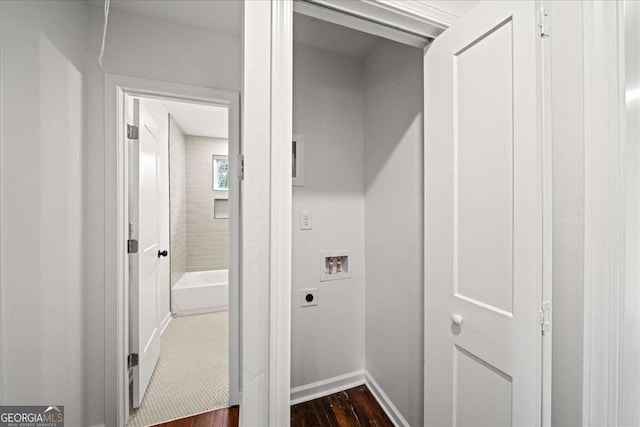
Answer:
top-left (84, 7), bottom-right (241, 425)
top-left (0, 1), bottom-right (87, 425)
top-left (423, 1), bottom-right (480, 18)
top-left (291, 43), bottom-right (366, 388)
top-left (363, 40), bottom-right (423, 426)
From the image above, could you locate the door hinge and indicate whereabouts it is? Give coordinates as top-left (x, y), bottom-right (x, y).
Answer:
top-left (238, 154), bottom-right (245, 180)
top-left (127, 239), bottom-right (138, 254)
top-left (539, 301), bottom-right (551, 334)
top-left (538, 8), bottom-right (550, 38)
top-left (127, 222), bottom-right (138, 253)
top-left (127, 353), bottom-right (139, 369)
top-left (127, 124), bottom-right (139, 140)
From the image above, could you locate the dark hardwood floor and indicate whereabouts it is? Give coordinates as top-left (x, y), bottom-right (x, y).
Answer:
top-left (291, 385), bottom-right (393, 427)
top-left (153, 385), bottom-right (392, 427)
top-left (154, 406), bottom-right (239, 427)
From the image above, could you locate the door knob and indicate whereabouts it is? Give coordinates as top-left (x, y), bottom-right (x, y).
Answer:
top-left (158, 250), bottom-right (168, 258)
top-left (451, 314), bottom-right (464, 325)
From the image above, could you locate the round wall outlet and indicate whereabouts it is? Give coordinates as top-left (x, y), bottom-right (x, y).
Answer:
top-left (300, 288), bottom-right (318, 307)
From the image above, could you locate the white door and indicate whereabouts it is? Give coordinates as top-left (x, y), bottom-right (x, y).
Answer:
top-left (129, 97), bottom-right (161, 409)
top-left (424, 1), bottom-right (542, 426)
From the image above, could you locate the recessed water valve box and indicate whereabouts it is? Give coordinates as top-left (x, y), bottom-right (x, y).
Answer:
top-left (320, 250), bottom-right (351, 282)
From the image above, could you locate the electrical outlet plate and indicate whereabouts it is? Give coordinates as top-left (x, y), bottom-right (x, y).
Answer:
top-left (319, 250), bottom-right (351, 282)
top-left (300, 288), bottom-right (318, 307)
top-left (300, 209), bottom-right (312, 230)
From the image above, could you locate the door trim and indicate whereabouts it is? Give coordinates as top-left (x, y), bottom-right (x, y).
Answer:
top-left (293, 1), bottom-right (431, 48)
top-left (269, 0), bottom-right (293, 425)
top-left (240, 1), bottom-right (293, 424)
top-left (540, 1), bottom-right (553, 425)
top-left (582, 1), bottom-right (627, 425)
top-left (298, 0), bottom-right (457, 39)
top-left (104, 73), bottom-right (240, 427)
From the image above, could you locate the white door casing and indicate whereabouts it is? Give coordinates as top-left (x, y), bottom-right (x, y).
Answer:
top-left (424, 1), bottom-right (543, 426)
top-left (129, 97), bottom-right (161, 409)
top-left (104, 74), bottom-right (240, 427)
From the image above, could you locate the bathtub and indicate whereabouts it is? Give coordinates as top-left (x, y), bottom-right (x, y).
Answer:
top-left (172, 269), bottom-right (229, 316)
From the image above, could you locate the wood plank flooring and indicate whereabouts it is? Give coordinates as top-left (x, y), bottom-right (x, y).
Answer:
top-left (291, 385), bottom-right (393, 427)
top-left (154, 406), bottom-right (238, 427)
top-left (153, 385), bottom-right (392, 427)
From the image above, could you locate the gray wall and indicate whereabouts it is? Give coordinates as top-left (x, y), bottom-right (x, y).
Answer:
top-left (0, 1), bottom-right (87, 425)
top-left (550, 1), bottom-right (584, 425)
top-left (291, 43), bottom-right (366, 388)
top-left (170, 126), bottom-right (229, 282)
top-left (169, 116), bottom-right (187, 287)
top-left (364, 40), bottom-right (424, 426)
top-left (185, 136), bottom-right (229, 272)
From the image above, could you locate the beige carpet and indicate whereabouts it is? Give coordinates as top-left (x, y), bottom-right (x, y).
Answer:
top-left (126, 312), bottom-right (229, 427)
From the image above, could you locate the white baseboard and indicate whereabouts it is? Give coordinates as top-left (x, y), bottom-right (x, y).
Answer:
top-left (89, 424), bottom-right (106, 427)
top-left (172, 306), bottom-right (228, 317)
top-left (290, 370), bottom-right (365, 405)
top-left (159, 311), bottom-right (172, 336)
top-left (365, 371), bottom-right (409, 427)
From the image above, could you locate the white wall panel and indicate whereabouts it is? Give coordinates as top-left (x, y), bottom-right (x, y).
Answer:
top-left (363, 39), bottom-right (424, 427)
top-left (0, 1), bottom-right (87, 425)
top-left (291, 43), bottom-right (366, 388)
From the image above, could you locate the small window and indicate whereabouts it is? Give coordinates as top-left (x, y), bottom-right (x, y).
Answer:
top-left (212, 155), bottom-right (229, 191)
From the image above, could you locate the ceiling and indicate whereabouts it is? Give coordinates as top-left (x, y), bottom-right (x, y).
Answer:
top-left (90, 0), bottom-right (242, 37)
top-left (294, 13), bottom-right (382, 59)
top-left (161, 100), bottom-right (228, 139)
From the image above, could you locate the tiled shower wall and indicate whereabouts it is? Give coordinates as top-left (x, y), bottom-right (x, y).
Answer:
top-left (185, 136), bottom-right (229, 271)
top-left (169, 117), bottom-right (187, 287)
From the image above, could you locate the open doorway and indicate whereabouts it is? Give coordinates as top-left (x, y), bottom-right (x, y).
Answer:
top-left (289, 10), bottom-right (424, 426)
top-left (286, 1), bottom-right (549, 425)
top-left (114, 80), bottom-right (240, 426)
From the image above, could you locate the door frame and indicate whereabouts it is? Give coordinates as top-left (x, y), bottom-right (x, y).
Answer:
top-left (581, 0), bottom-right (634, 425)
top-left (240, 2), bottom-right (293, 425)
top-left (264, 0), bottom-right (553, 425)
top-left (104, 73), bottom-right (240, 427)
